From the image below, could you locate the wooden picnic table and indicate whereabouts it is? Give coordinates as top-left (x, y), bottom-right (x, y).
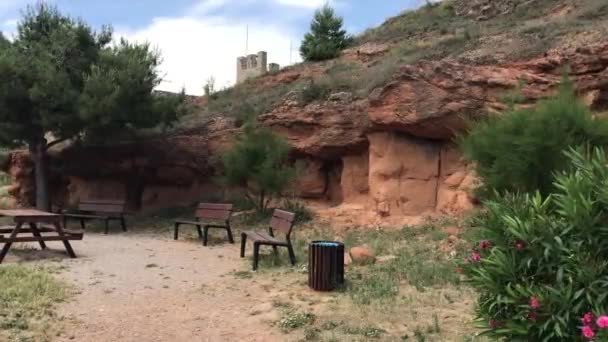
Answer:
top-left (0, 209), bottom-right (83, 263)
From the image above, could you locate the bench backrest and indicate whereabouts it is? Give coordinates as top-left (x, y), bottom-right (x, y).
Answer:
top-left (270, 209), bottom-right (296, 238)
top-left (195, 203), bottom-right (233, 221)
top-left (78, 199), bottom-right (126, 214)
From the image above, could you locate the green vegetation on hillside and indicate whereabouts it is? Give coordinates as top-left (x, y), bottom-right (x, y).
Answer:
top-left (460, 79), bottom-right (608, 197)
top-left (180, 0), bottom-right (608, 128)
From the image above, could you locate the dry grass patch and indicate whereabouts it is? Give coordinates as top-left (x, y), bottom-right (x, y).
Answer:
top-left (227, 218), bottom-right (488, 341)
top-left (0, 265), bottom-right (71, 342)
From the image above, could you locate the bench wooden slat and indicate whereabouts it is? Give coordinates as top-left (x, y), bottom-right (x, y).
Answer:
top-left (197, 203), bottom-right (233, 211)
top-left (63, 213), bottom-right (118, 220)
top-left (243, 231), bottom-right (286, 245)
top-left (195, 208), bottom-right (231, 220)
top-left (0, 234), bottom-right (83, 243)
top-left (0, 227), bottom-right (57, 234)
top-left (78, 203), bottom-right (125, 214)
top-left (270, 217), bottom-right (292, 235)
top-left (273, 209), bottom-right (295, 222)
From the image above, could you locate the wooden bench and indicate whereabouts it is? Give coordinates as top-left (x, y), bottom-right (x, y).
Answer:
top-left (240, 209), bottom-right (296, 271)
top-left (63, 199), bottom-right (127, 234)
top-left (174, 203), bottom-right (234, 246)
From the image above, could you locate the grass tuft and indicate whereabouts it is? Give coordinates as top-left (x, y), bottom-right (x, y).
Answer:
top-left (0, 265), bottom-right (69, 341)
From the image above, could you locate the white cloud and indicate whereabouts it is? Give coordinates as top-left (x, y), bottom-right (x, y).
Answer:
top-left (275, 0), bottom-right (325, 9)
top-left (118, 15), bottom-right (300, 96)
top-left (191, 0), bottom-right (231, 14)
top-left (1, 18), bottom-right (18, 38)
top-left (274, 0), bottom-right (343, 9)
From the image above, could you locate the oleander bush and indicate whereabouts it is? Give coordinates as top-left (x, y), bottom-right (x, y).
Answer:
top-left (461, 147), bottom-right (608, 341)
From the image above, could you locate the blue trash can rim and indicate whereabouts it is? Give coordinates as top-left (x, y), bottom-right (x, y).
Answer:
top-left (310, 241), bottom-right (343, 247)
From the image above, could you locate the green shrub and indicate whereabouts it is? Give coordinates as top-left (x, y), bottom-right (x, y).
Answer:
top-left (281, 199), bottom-right (314, 224)
top-left (461, 147), bottom-right (608, 341)
top-left (300, 81), bottom-right (330, 104)
top-left (460, 79), bottom-right (608, 197)
top-left (219, 120), bottom-right (295, 213)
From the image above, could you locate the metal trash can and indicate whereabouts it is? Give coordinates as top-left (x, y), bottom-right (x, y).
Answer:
top-left (308, 241), bottom-right (345, 291)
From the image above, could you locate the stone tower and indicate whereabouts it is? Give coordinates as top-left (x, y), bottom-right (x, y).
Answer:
top-left (236, 51), bottom-right (279, 84)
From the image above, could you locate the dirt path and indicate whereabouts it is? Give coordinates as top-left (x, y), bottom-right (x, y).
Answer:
top-left (5, 233), bottom-right (287, 342)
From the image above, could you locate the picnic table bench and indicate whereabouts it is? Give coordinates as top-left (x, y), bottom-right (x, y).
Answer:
top-left (0, 209), bottom-right (83, 263)
top-left (174, 203), bottom-right (234, 246)
top-left (63, 199), bottom-right (127, 234)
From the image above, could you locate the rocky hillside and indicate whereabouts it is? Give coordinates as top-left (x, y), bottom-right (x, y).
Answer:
top-left (2, 0), bottom-right (608, 225)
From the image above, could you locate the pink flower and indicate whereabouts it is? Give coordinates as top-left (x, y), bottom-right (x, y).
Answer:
top-left (582, 325), bottom-right (595, 339)
top-left (597, 315), bottom-right (608, 328)
top-left (479, 240), bottom-right (491, 250)
top-left (471, 253), bottom-right (481, 262)
top-left (529, 296), bottom-right (540, 309)
top-left (455, 267), bottom-right (462, 274)
top-left (488, 319), bottom-right (501, 329)
top-left (515, 241), bottom-right (526, 250)
top-left (582, 313), bottom-right (595, 325)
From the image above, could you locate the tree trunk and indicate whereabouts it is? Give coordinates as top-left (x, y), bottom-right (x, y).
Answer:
top-left (29, 139), bottom-right (51, 211)
top-left (259, 190), bottom-right (266, 213)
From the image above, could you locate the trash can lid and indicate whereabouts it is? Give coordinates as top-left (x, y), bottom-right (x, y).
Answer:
top-left (311, 241), bottom-right (342, 247)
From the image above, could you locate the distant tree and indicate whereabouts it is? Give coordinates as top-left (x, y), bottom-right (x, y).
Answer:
top-left (204, 76), bottom-right (216, 97)
top-left (0, 3), bottom-right (183, 210)
top-left (219, 120), bottom-right (295, 213)
top-left (300, 4), bottom-right (353, 62)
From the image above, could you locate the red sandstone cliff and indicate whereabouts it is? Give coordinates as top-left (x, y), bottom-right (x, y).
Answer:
top-left (2, 43), bottom-right (607, 223)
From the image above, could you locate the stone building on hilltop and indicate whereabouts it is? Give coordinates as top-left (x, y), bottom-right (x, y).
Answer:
top-left (236, 51), bottom-right (280, 84)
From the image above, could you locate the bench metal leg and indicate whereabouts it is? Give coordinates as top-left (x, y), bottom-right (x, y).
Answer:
top-left (120, 217), bottom-right (127, 232)
top-left (104, 219), bottom-right (110, 235)
top-left (80, 218), bottom-right (86, 230)
top-left (287, 244), bottom-right (296, 266)
top-left (226, 223), bottom-right (234, 244)
top-left (29, 222), bottom-right (47, 249)
top-left (174, 223), bottom-right (180, 240)
top-left (203, 227), bottom-right (209, 247)
top-left (253, 243), bottom-right (260, 271)
top-left (240, 233), bottom-right (247, 258)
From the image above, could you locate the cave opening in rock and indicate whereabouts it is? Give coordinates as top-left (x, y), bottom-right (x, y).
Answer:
top-left (321, 158), bottom-right (344, 205)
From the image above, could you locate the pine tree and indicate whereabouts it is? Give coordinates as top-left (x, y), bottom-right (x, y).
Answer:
top-left (300, 4), bottom-right (352, 62)
top-left (0, 3), bottom-right (183, 210)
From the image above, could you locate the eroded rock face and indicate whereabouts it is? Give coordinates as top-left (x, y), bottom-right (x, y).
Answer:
top-left (368, 44), bottom-right (608, 139)
top-left (341, 154), bottom-right (370, 203)
top-left (258, 98), bottom-right (369, 158)
top-left (368, 132), bottom-right (440, 216)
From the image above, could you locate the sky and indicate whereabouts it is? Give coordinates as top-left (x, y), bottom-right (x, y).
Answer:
top-left (0, 0), bottom-right (430, 95)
